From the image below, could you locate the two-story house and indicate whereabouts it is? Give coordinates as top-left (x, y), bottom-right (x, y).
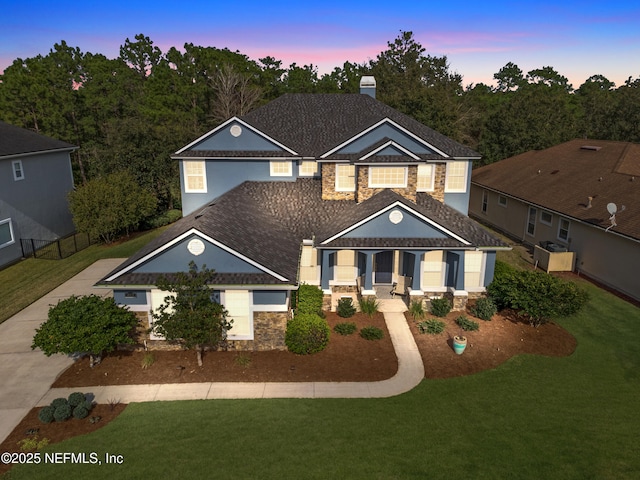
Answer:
top-left (0, 121), bottom-right (77, 268)
top-left (99, 78), bottom-right (508, 350)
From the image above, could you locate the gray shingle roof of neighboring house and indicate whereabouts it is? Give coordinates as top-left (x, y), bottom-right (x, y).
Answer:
top-left (472, 139), bottom-right (640, 242)
top-left (0, 121), bottom-right (76, 157)
top-left (176, 94), bottom-right (480, 160)
top-left (99, 179), bottom-right (508, 286)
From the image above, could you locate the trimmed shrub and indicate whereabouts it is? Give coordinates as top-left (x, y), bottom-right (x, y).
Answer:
top-left (455, 315), bottom-right (479, 331)
top-left (286, 313), bottom-right (330, 354)
top-left (470, 297), bottom-right (497, 321)
top-left (430, 297), bottom-right (451, 317)
top-left (337, 297), bottom-right (356, 318)
top-left (72, 405), bottom-right (90, 420)
top-left (68, 392), bottom-right (86, 407)
top-left (359, 297), bottom-right (380, 318)
top-left (296, 284), bottom-right (324, 316)
top-left (334, 322), bottom-right (357, 336)
top-left (53, 404), bottom-right (72, 422)
top-left (360, 326), bottom-right (384, 340)
top-left (488, 261), bottom-right (590, 327)
top-left (409, 299), bottom-right (426, 320)
top-left (38, 406), bottom-right (55, 424)
top-left (83, 400), bottom-right (95, 412)
top-left (418, 319), bottom-right (445, 335)
top-left (50, 398), bottom-right (68, 410)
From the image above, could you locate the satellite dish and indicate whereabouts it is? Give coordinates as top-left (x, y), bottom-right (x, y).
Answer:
top-left (605, 203), bottom-right (626, 232)
top-left (606, 203), bottom-right (617, 215)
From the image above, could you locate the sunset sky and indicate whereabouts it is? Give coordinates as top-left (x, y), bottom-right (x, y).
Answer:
top-left (2, 0), bottom-right (639, 88)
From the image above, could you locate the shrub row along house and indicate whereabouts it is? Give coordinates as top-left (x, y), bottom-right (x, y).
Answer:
top-left (0, 121), bottom-right (76, 268)
top-left (470, 139), bottom-right (640, 303)
top-left (98, 77), bottom-right (508, 350)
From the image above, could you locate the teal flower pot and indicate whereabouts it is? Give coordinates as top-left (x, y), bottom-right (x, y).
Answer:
top-left (453, 335), bottom-right (467, 355)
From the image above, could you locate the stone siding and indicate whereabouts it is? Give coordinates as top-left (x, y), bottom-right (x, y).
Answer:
top-left (430, 163), bottom-right (446, 203)
top-left (356, 165), bottom-right (417, 203)
top-left (228, 311), bottom-right (289, 351)
top-left (321, 163), bottom-right (355, 200)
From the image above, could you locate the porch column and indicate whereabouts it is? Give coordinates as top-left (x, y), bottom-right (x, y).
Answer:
top-left (404, 250), bottom-right (424, 296)
top-left (446, 251), bottom-right (465, 291)
top-left (320, 249), bottom-right (334, 291)
top-left (362, 251), bottom-right (375, 294)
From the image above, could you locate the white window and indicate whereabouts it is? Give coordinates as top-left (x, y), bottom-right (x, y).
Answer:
top-left (299, 160), bottom-right (318, 177)
top-left (464, 251), bottom-right (485, 289)
top-left (498, 195), bottom-right (508, 207)
top-left (334, 250), bottom-right (356, 282)
top-left (12, 160), bottom-right (24, 181)
top-left (481, 190), bottom-right (488, 213)
top-left (369, 166), bottom-right (407, 188)
top-left (540, 211), bottom-right (553, 226)
top-left (558, 218), bottom-right (570, 242)
top-left (417, 164), bottom-right (434, 192)
top-left (335, 164), bottom-right (356, 192)
top-left (183, 161), bottom-right (207, 193)
top-left (224, 290), bottom-right (252, 338)
top-left (0, 219), bottom-right (15, 248)
top-left (444, 161), bottom-right (468, 193)
top-left (527, 207), bottom-right (537, 236)
top-left (422, 251), bottom-right (444, 289)
top-left (270, 160), bottom-right (292, 177)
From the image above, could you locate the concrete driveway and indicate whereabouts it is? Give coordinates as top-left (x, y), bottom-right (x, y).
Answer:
top-left (0, 258), bottom-right (125, 443)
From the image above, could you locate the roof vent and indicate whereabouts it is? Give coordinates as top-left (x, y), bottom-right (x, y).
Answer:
top-left (581, 145), bottom-right (602, 151)
top-left (360, 76), bottom-right (376, 99)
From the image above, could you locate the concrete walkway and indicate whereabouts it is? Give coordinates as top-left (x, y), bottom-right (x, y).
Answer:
top-left (0, 258), bottom-right (125, 444)
top-left (0, 259), bottom-right (424, 444)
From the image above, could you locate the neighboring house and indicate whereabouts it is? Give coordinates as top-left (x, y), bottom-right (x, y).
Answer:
top-left (0, 121), bottom-right (77, 268)
top-left (98, 77), bottom-right (508, 350)
top-left (470, 139), bottom-right (640, 302)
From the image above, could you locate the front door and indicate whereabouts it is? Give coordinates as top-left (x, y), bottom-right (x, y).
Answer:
top-left (374, 251), bottom-right (393, 284)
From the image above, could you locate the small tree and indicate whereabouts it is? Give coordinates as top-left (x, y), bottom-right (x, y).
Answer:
top-left (151, 262), bottom-right (232, 366)
top-left (32, 295), bottom-right (137, 367)
top-left (68, 170), bottom-right (157, 244)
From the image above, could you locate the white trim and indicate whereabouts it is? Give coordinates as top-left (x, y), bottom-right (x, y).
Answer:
top-left (269, 160), bottom-right (293, 177)
top-left (368, 166), bottom-right (408, 188)
top-left (174, 117), bottom-right (298, 155)
top-left (444, 161), bottom-right (469, 193)
top-left (557, 217), bottom-right (571, 242)
top-left (320, 118), bottom-right (450, 158)
top-left (104, 228), bottom-right (289, 283)
top-left (335, 164), bottom-right (356, 192)
top-left (526, 206), bottom-right (537, 237)
top-left (298, 160), bottom-right (318, 177)
top-left (540, 210), bottom-right (553, 226)
top-left (183, 160), bottom-right (207, 193)
top-left (12, 160), bottom-right (24, 181)
top-left (320, 201), bottom-right (471, 246)
top-left (0, 218), bottom-right (15, 248)
top-left (359, 140), bottom-right (420, 161)
top-left (417, 163), bottom-right (435, 192)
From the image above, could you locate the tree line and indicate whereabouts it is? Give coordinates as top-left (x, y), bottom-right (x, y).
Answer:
top-left (1, 31), bottom-right (639, 215)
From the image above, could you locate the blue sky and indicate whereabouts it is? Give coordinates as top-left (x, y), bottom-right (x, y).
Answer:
top-left (2, 1), bottom-right (639, 88)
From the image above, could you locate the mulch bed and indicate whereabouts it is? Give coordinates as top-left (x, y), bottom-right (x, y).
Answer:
top-left (1, 307), bottom-right (576, 474)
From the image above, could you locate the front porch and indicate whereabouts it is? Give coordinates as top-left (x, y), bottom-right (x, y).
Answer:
top-left (316, 248), bottom-right (493, 312)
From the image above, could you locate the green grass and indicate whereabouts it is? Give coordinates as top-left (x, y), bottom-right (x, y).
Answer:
top-left (8, 280), bottom-right (640, 479)
top-left (0, 228), bottom-right (166, 325)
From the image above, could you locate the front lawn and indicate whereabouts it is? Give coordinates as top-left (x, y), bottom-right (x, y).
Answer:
top-left (8, 279), bottom-right (640, 479)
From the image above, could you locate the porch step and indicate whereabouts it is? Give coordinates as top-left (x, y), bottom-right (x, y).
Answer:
top-left (377, 299), bottom-right (408, 313)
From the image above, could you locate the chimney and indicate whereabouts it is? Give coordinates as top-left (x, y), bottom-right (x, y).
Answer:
top-left (360, 76), bottom-right (376, 98)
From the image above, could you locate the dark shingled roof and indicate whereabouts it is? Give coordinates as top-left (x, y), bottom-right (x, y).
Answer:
top-left (472, 139), bottom-right (640, 241)
top-left (230, 94), bottom-right (479, 159)
top-left (100, 179), bottom-right (508, 286)
top-left (0, 121), bottom-right (76, 158)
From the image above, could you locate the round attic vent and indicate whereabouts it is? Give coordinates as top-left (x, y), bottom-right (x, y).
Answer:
top-left (389, 210), bottom-right (403, 224)
top-left (187, 238), bottom-right (205, 256)
top-left (230, 125), bottom-right (242, 137)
